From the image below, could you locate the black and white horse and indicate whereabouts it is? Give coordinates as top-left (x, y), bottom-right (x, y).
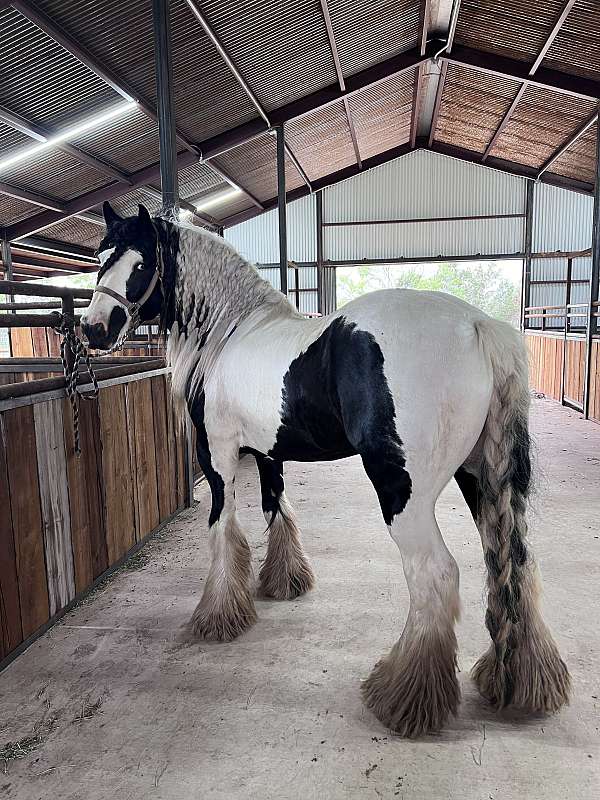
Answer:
top-left (82, 202), bottom-right (570, 737)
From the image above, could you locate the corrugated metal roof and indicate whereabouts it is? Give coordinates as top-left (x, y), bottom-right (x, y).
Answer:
top-left (0, 123), bottom-right (31, 161)
top-left (43, 216), bottom-right (104, 250)
top-left (0, 6), bottom-right (120, 129)
top-left (326, 0), bottom-right (420, 78)
top-left (489, 85), bottom-right (597, 169)
top-left (213, 132), bottom-right (305, 202)
top-left (434, 64), bottom-right (522, 154)
top-left (454, 0), bottom-right (571, 65)
top-left (347, 71), bottom-right (413, 160)
top-left (539, 0), bottom-right (600, 82)
top-left (548, 122), bottom-right (597, 185)
top-left (177, 161), bottom-right (225, 200)
top-left (1, 149), bottom-right (108, 201)
top-left (197, 0), bottom-right (338, 111)
top-left (71, 107), bottom-right (160, 173)
top-left (285, 102), bottom-right (357, 180)
top-left (0, 194), bottom-right (41, 226)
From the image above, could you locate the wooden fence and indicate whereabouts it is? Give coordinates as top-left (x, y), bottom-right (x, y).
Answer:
top-left (0, 366), bottom-right (190, 668)
top-left (526, 331), bottom-right (600, 423)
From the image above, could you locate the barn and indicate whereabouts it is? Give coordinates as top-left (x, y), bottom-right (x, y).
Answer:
top-left (0, 1), bottom-right (598, 798)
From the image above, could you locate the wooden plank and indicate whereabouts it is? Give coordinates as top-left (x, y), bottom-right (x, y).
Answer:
top-left (63, 396), bottom-right (108, 591)
top-left (3, 405), bottom-right (49, 637)
top-left (126, 379), bottom-right (159, 540)
top-left (33, 400), bottom-right (76, 616)
top-left (150, 376), bottom-right (173, 520)
top-left (9, 327), bottom-right (34, 358)
top-left (99, 384), bottom-right (136, 563)
top-left (47, 329), bottom-right (61, 357)
top-left (165, 385), bottom-right (180, 514)
top-left (0, 415), bottom-right (23, 658)
top-left (31, 326), bottom-right (49, 357)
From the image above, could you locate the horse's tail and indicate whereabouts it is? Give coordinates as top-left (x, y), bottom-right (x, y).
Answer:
top-left (471, 317), bottom-right (532, 706)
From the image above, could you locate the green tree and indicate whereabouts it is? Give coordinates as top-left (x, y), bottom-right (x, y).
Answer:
top-left (337, 261), bottom-right (520, 327)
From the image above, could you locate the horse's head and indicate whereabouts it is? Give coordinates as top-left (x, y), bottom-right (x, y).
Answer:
top-left (81, 201), bottom-right (164, 350)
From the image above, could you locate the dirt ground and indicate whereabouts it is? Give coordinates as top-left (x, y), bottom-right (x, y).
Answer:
top-left (0, 397), bottom-right (598, 799)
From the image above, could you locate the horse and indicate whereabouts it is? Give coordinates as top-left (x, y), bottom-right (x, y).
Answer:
top-left (81, 201), bottom-right (571, 738)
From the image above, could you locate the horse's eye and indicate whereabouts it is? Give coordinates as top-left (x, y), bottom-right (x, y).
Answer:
top-left (135, 262), bottom-right (144, 271)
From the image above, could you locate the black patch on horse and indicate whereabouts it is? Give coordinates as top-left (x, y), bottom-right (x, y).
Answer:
top-left (269, 317), bottom-right (411, 524)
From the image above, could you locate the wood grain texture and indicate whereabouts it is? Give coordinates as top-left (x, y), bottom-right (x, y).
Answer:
top-left (34, 400), bottom-right (76, 616)
top-left (9, 328), bottom-right (34, 358)
top-left (151, 376), bottom-right (174, 520)
top-left (99, 384), bottom-right (136, 563)
top-left (31, 327), bottom-right (49, 358)
top-left (0, 415), bottom-right (23, 658)
top-left (63, 396), bottom-right (108, 592)
top-left (126, 379), bottom-right (159, 540)
top-left (3, 405), bottom-right (49, 637)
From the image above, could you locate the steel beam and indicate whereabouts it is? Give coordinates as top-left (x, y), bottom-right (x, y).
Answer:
top-left (537, 111), bottom-right (599, 179)
top-left (420, 0), bottom-right (431, 55)
top-left (152, 0), bottom-right (179, 214)
top-left (483, 1), bottom-right (576, 161)
top-left (0, 182), bottom-right (67, 212)
top-left (205, 161), bottom-right (264, 210)
top-left (428, 60), bottom-right (448, 145)
top-left (410, 65), bottom-right (423, 148)
top-left (521, 180), bottom-right (534, 330)
top-left (12, 0), bottom-right (197, 154)
top-left (446, 0), bottom-right (462, 52)
top-left (316, 190), bottom-right (324, 314)
top-left (276, 125), bottom-right (288, 297)
top-left (583, 115), bottom-right (600, 419)
top-left (1, 236), bottom-right (15, 312)
top-left (443, 45), bottom-right (600, 102)
top-left (185, 0), bottom-right (310, 189)
top-left (320, 0), bottom-right (362, 169)
top-left (0, 103), bottom-right (133, 184)
top-left (5, 150), bottom-right (198, 240)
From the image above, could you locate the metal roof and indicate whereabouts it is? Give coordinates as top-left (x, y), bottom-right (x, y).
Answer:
top-left (0, 0), bottom-right (599, 277)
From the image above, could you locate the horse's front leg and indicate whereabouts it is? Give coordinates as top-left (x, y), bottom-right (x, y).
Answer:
top-left (191, 434), bottom-right (257, 642)
top-left (255, 455), bottom-right (315, 600)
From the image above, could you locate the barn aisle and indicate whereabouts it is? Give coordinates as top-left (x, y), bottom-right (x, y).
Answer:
top-left (0, 399), bottom-right (598, 800)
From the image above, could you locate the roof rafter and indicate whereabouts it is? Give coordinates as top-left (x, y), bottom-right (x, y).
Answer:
top-left (11, 0), bottom-right (197, 154)
top-left (482, 0), bottom-right (578, 161)
top-left (5, 150), bottom-right (200, 240)
top-left (319, 0), bottom-right (362, 169)
top-left (537, 110), bottom-right (598, 179)
top-left (184, 0), bottom-right (312, 191)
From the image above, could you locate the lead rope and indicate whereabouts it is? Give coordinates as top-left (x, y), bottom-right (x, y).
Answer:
top-left (52, 312), bottom-right (100, 457)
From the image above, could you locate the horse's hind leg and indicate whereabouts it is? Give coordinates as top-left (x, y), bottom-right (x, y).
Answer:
top-left (255, 454), bottom-right (315, 600)
top-left (361, 473), bottom-right (461, 737)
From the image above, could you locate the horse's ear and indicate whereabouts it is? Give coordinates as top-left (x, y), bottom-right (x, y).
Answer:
top-left (138, 204), bottom-right (153, 227)
top-left (102, 201), bottom-right (122, 228)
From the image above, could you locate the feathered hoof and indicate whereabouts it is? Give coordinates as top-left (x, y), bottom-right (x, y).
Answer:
top-left (362, 636), bottom-right (460, 738)
top-left (259, 554), bottom-right (315, 600)
top-left (190, 591), bottom-right (257, 642)
top-left (472, 635), bottom-right (571, 713)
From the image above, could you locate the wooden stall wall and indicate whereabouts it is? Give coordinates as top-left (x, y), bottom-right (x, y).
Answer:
top-left (0, 371), bottom-right (188, 666)
top-left (526, 333), bottom-right (563, 401)
top-left (526, 332), bottom-right (600, 422)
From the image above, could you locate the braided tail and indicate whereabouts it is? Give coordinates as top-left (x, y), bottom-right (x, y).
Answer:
top-left (471, 318), bottom-right (570, 712)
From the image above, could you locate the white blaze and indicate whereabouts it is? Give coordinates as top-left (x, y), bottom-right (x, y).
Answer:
top-left (83, 248), bottom-right (142, 329)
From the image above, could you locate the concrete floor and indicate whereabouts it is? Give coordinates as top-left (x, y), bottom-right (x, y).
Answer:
top-left (0, 398), bottom-right (598, 799)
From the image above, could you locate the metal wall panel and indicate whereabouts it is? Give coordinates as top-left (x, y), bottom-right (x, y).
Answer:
top-left (324, 217), bottom-right (524, 261)
top-left (322, 150), bottom-right (526, 222)
top-left (225, 194), bottom-right (316, 263)
top-left (533, 183), bottom-right (594, 253)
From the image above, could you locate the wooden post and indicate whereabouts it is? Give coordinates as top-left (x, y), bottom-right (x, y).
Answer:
top-left (61, 293), bottom-right (76, 375)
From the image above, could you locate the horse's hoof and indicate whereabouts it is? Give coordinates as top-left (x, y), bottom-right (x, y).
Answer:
top-left (259, 557), bottom-right (315, 600)
top-left (362, 632), bottom-right (460, 738)
top-left (190, 596), bottom-right (257, 642)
